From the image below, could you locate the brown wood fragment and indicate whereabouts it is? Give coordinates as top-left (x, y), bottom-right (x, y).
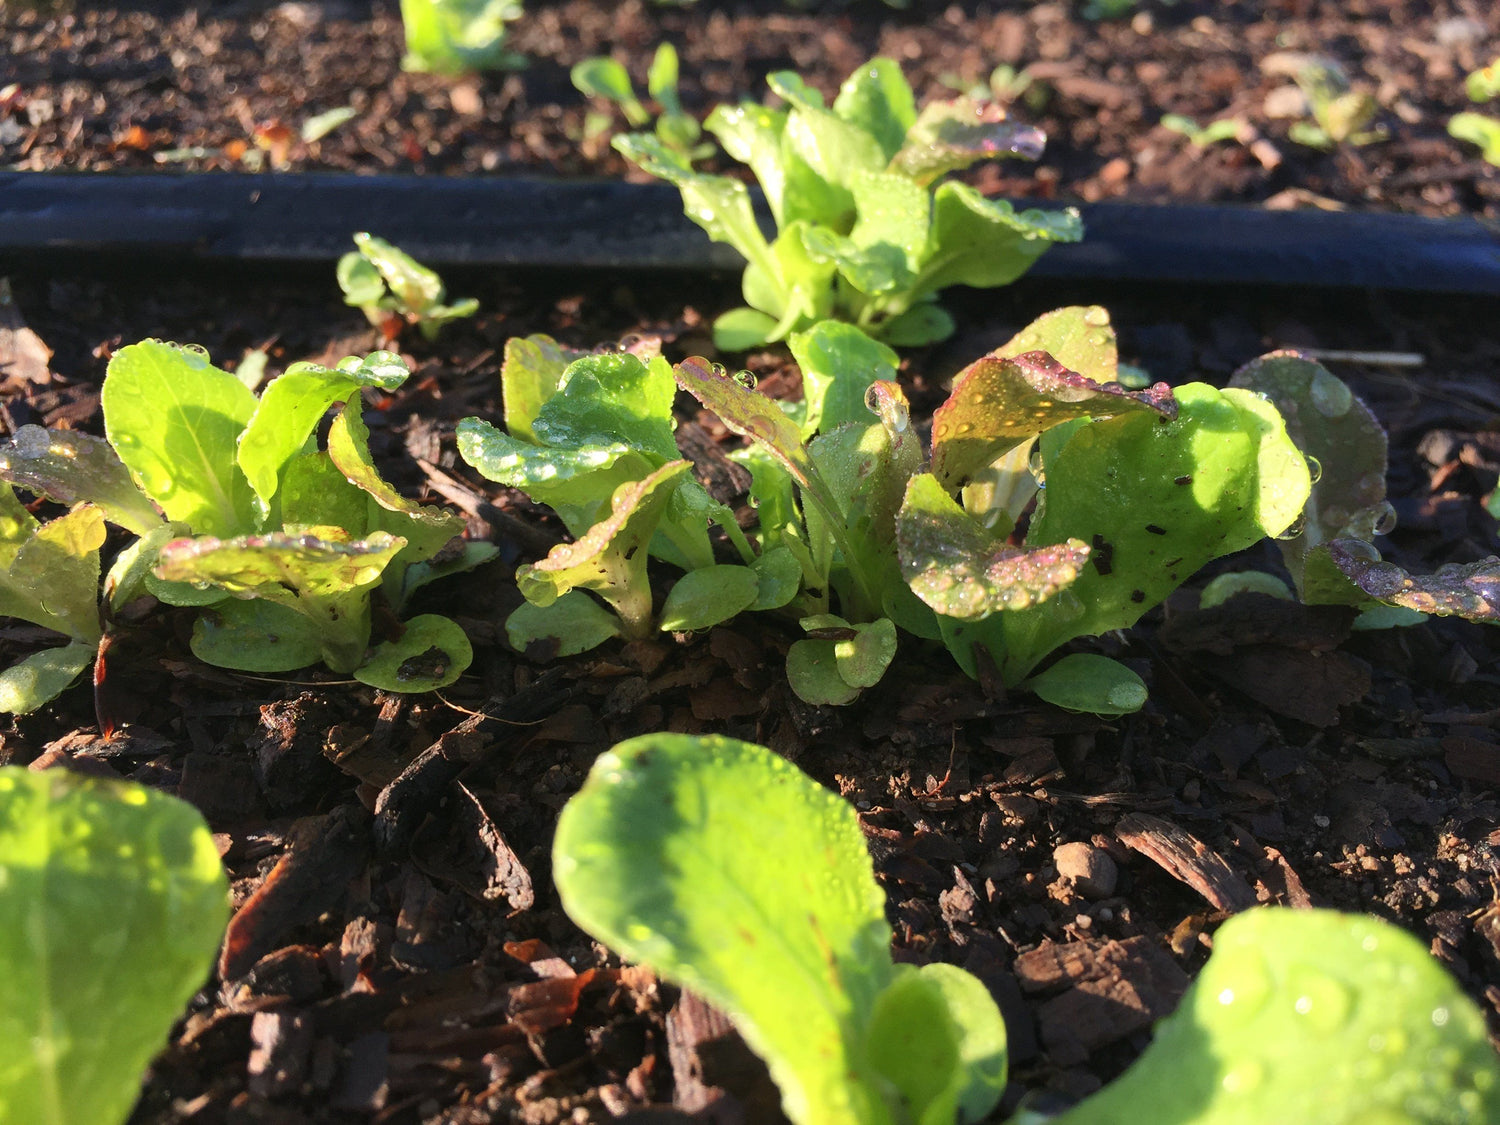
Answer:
top-left (1014, 936), bottom-right (1189, 1058)
top-left (219, 804), bottom-right (372, 980)
top-left (0, 279), bottom-right (53, 387)
top-left (666, 989), bottom-right (784, 1123)
top-left (247, 1009), bottom-right (314, 1099)
top-left (1115, 812), bottom-right (1259, 912)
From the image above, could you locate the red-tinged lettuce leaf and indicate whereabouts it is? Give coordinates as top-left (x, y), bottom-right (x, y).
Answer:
top-left (890, 97), bottom-right (1047, 185)
top-left (0, 426), bottom-right (164, 535)
top-left (156, 530), bottom-right (405, 671)
top-left (516, 461), bottom-right (692, 640)
top-left (931, 349), bottom-right (1176, 491)
top-left (967, 383), bottom-right (1310, 682)
top-left (501, 333), bottom-right (592, 442)
top-left (674, 358), bottom-right (842, 522)
top-left (1328, 539), bottom-right (1500, 622)
top-left (897, 473), bottom-right (1088, 620)
top-left (997, 306), bottom-right (1120, 385)
top-left (326, 402), bottom-right (465, 564)
top-left (237, 350), bottom-right (409, 517)
top-left (1228, 351), bottom-right (1392, 601)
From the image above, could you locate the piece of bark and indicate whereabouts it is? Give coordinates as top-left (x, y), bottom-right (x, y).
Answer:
top-left (666, 989), bottom-right (785, 1125)
top-left (1197, 647), bottom-right (1372, 726)
top-left (1015, 935), bottom-right (1189, 1058)
top-left (1115, 812), bottom-right (1259, 913)
top-left (0, 278), bottom-right (52, 387)
top-left (247, 1009), bottom-right (314, 1099)
top-left (219, 804), bottom-right (372, 980)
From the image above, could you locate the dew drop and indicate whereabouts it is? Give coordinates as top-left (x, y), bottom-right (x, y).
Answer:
top-left (1289, 971), bottom-right (1353, 1033)
top-left (1273, 512), bottom-right (1307, 540)
top-left (1372, 501), bottom-right (1398, 536)
top-left (955, 422), bottom-right (974, 435)
top-left (1358, 560), bottom-right (1406, 598)
top-left (1304, 454), bottom-right (1322, 484)
top-left (12, 424), bottom-right (50, 459)
top-left (732, 370), bottom-right (758, 390)
top-left (1082, 306), bottom-right (1110, 327)
top-left (1216, 950), bottom-right (1272, 1017)
top-left (1086, 331), bottom-right (1110, 348)
top-left (1309, 367), bottom-right (1353, 417)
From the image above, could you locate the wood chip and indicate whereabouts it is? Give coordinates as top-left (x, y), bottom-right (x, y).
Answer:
top-left (1115, 812), bottom-right (1258, 912)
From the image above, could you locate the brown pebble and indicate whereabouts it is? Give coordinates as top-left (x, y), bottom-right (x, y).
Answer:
top-left (1054, 841), bottom-right (1120, 899)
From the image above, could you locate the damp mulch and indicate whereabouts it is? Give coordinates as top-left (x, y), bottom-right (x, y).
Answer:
top-left (1, 256), bottom-right (1499, 1123)
top-left (3, 0), bottom-right (1498, 218)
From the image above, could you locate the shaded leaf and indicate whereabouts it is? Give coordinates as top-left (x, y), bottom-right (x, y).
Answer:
top-left (0, 427), bottom-right (163, 535)
top-left (189, 599), bottom-right (324, 673)
top-left (1026, 653), bottom-right (1147, 716)
top-left (916, 182), bottom-right (1082, 298)
top-left (355, 613), bottom-right (472, 691)
top-left (658, 565), bottom-right (760, 632)
top-left (506, 591), bottom-right (623, 657)
top-left (0, 642), bottom-right (95, 715)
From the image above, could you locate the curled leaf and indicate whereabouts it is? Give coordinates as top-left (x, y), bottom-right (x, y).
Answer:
top-left (931, 349), bottom-right (1175, 491)
top-left (891, 96), bottom-right (1047, 185)
top-left (897, 473), bottom-right (1088, 619)
top-left (1328, 539), bottom-right (1500, 622)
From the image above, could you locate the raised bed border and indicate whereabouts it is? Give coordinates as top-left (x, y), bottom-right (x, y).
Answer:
top-left (3, 173), bottom-right (1499, 294)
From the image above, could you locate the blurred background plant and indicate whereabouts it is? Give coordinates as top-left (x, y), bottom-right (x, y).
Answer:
top-left (1449, 59), bottom-right (1500, 167)
top-left (400, 0), bottom-right (524, 75)
top-left (571, 44), bottom-right (712, 162)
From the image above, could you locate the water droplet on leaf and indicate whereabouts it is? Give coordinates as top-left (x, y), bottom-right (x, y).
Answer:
top-left (1309, 368), bottom-right (1353, 417)
top-left (12, 424), bottom-right (50, 459)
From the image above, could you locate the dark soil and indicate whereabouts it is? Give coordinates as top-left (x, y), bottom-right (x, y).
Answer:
top-left (4, 0), bottom-right (1498, 217)
top-left (3, 253), bottom-right (1500, 1122)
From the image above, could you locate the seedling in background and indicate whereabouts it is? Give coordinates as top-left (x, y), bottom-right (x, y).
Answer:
top-left (398, 0), bottom-right (523, 75)
top-left (1450, 60), bottom-right (1500, 167)
top-left (555, 733), bottom-right (1500, 1125)
top-left (0, 767), bottom-right (228, 1125)
top-left (1284, 56), bottom-right (1386, 150)
top-left (615, 57), bottom-right (1081, 349)
top-left (0, 340), bottom-right (489, 692)
top-left (1161, 113), bottom-right (1250, 148)
top-left (337, 233), bottom-right (479, 342)
top-left (570, 43), bottom-right (710, 161)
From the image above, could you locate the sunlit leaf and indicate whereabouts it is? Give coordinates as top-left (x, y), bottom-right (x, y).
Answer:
top-left (0, 427), bottom-right (163, 535)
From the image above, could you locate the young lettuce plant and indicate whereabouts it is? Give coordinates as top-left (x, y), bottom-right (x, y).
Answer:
top-left (570, 43), bottom-right (710, 161)
top-left (1449, 60), bottom-right (1500, 167)
top-left (337, 233), bottom-right (479, 342)
top-left (674, 307), bottom-right (1310, 712)
top-left (1230, 351), bottom-right (1500, 629)
top-left (398, 0), bottom-right (523, 75)
top-left (457, 335), bottom-right (797, 655)
top-left (614, 57), bottom-right (1081, 349)
top-left (0, 767), bottom-right (228, 1125)
top-left (0, 340), bottom-right (488, 692)
top-left (554, 733), bottom-right (1500, 1125)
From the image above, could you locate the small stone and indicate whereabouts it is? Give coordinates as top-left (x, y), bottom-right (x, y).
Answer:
top-left (1054, 841), bottom-right (1119, 900)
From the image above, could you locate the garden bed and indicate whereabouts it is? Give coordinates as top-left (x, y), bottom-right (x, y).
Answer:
top-left (3, 0), bottom-right (1500, 1121)
top-left (4, 251), bottom-right (1500, 1122)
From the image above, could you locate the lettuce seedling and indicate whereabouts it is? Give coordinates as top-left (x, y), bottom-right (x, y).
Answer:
top-left (1226, 351), bottom-right (1500, 632)
top-left (676, 308), bottom-right (1310, 711)
top-left (0, 767), bottom-right (228, 1125)
top-left (554, 733), bottom-right (1008, 1125)
top-left (398, 0), bottom-right (523, 75)
top-left (1450, 65), bottom-right (1500, 167)
top-left (571, 43), bottom-right (709, 160)
top-left (337, 233), bottom-right (479, 342)
top-left (614, 57), bottom-right (1081, 349)
top-left (1283, 57), bottom-right (1386, 150)
top-left (0, 340), bottom-right (487, 692)
top-left (555, 734), bottom-right (1500, 1125)
top-left (458, 336), bottom-right (794, 653)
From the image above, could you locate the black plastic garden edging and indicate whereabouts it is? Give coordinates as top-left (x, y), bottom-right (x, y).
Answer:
top-left (3, 173), bottom-right (1498, 294)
